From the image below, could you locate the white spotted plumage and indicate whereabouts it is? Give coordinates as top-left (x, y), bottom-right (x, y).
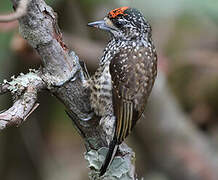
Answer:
top-left (87, 7), bottom-right (157, 176)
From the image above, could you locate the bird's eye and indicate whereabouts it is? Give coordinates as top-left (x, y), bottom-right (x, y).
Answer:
top-left (115, 19), bottom-right (126, 28)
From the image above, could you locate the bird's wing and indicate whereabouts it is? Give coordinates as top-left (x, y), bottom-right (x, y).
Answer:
top-left (109, 46), bottom-right (157, 143)
top-left (100, 45), bottom-right (157, 175)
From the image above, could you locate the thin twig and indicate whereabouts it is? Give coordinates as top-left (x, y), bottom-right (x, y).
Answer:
top-left (0, 0), bottom-right (28, 22)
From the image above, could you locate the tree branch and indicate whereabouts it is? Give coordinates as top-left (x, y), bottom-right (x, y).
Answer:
top-left (0, 71), bottom-right (45, 130)
top-left (0, 0), bottom-right (28, 22)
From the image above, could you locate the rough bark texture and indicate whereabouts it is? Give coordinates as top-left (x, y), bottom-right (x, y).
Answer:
top-left (0, 0), bottom-right (136, 179)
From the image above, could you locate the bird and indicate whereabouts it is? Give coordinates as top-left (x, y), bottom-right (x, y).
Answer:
top-left (87, 7), bottom-right (157, 176)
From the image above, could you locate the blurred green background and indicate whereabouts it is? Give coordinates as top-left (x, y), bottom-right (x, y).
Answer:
top-left (0, 0), bottom-right (218, 180)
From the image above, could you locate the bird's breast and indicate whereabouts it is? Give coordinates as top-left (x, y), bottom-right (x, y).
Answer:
top-left (89, 62), bottom-right (113, 116)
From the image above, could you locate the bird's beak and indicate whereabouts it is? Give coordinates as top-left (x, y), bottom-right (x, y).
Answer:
top-left (88, 20), bottom-right (112, 31)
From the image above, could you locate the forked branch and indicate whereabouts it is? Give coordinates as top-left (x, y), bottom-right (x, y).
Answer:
top-left (0, 72), bottom-right (45, 130)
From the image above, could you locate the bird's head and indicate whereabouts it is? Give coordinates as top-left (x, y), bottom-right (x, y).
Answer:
top-left (88, 7), bottom-right (151, 40)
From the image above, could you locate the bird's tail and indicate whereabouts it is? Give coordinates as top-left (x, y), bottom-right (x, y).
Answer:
top-left (99, 137), bottom-right (119, 176)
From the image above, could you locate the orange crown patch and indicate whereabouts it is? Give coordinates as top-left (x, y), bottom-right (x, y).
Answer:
top-left (108, 7), bottom-right (129, 18)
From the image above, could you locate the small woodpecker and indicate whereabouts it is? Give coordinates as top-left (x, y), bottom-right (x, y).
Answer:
top-left (87, 7), bottom-right (157, 176)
